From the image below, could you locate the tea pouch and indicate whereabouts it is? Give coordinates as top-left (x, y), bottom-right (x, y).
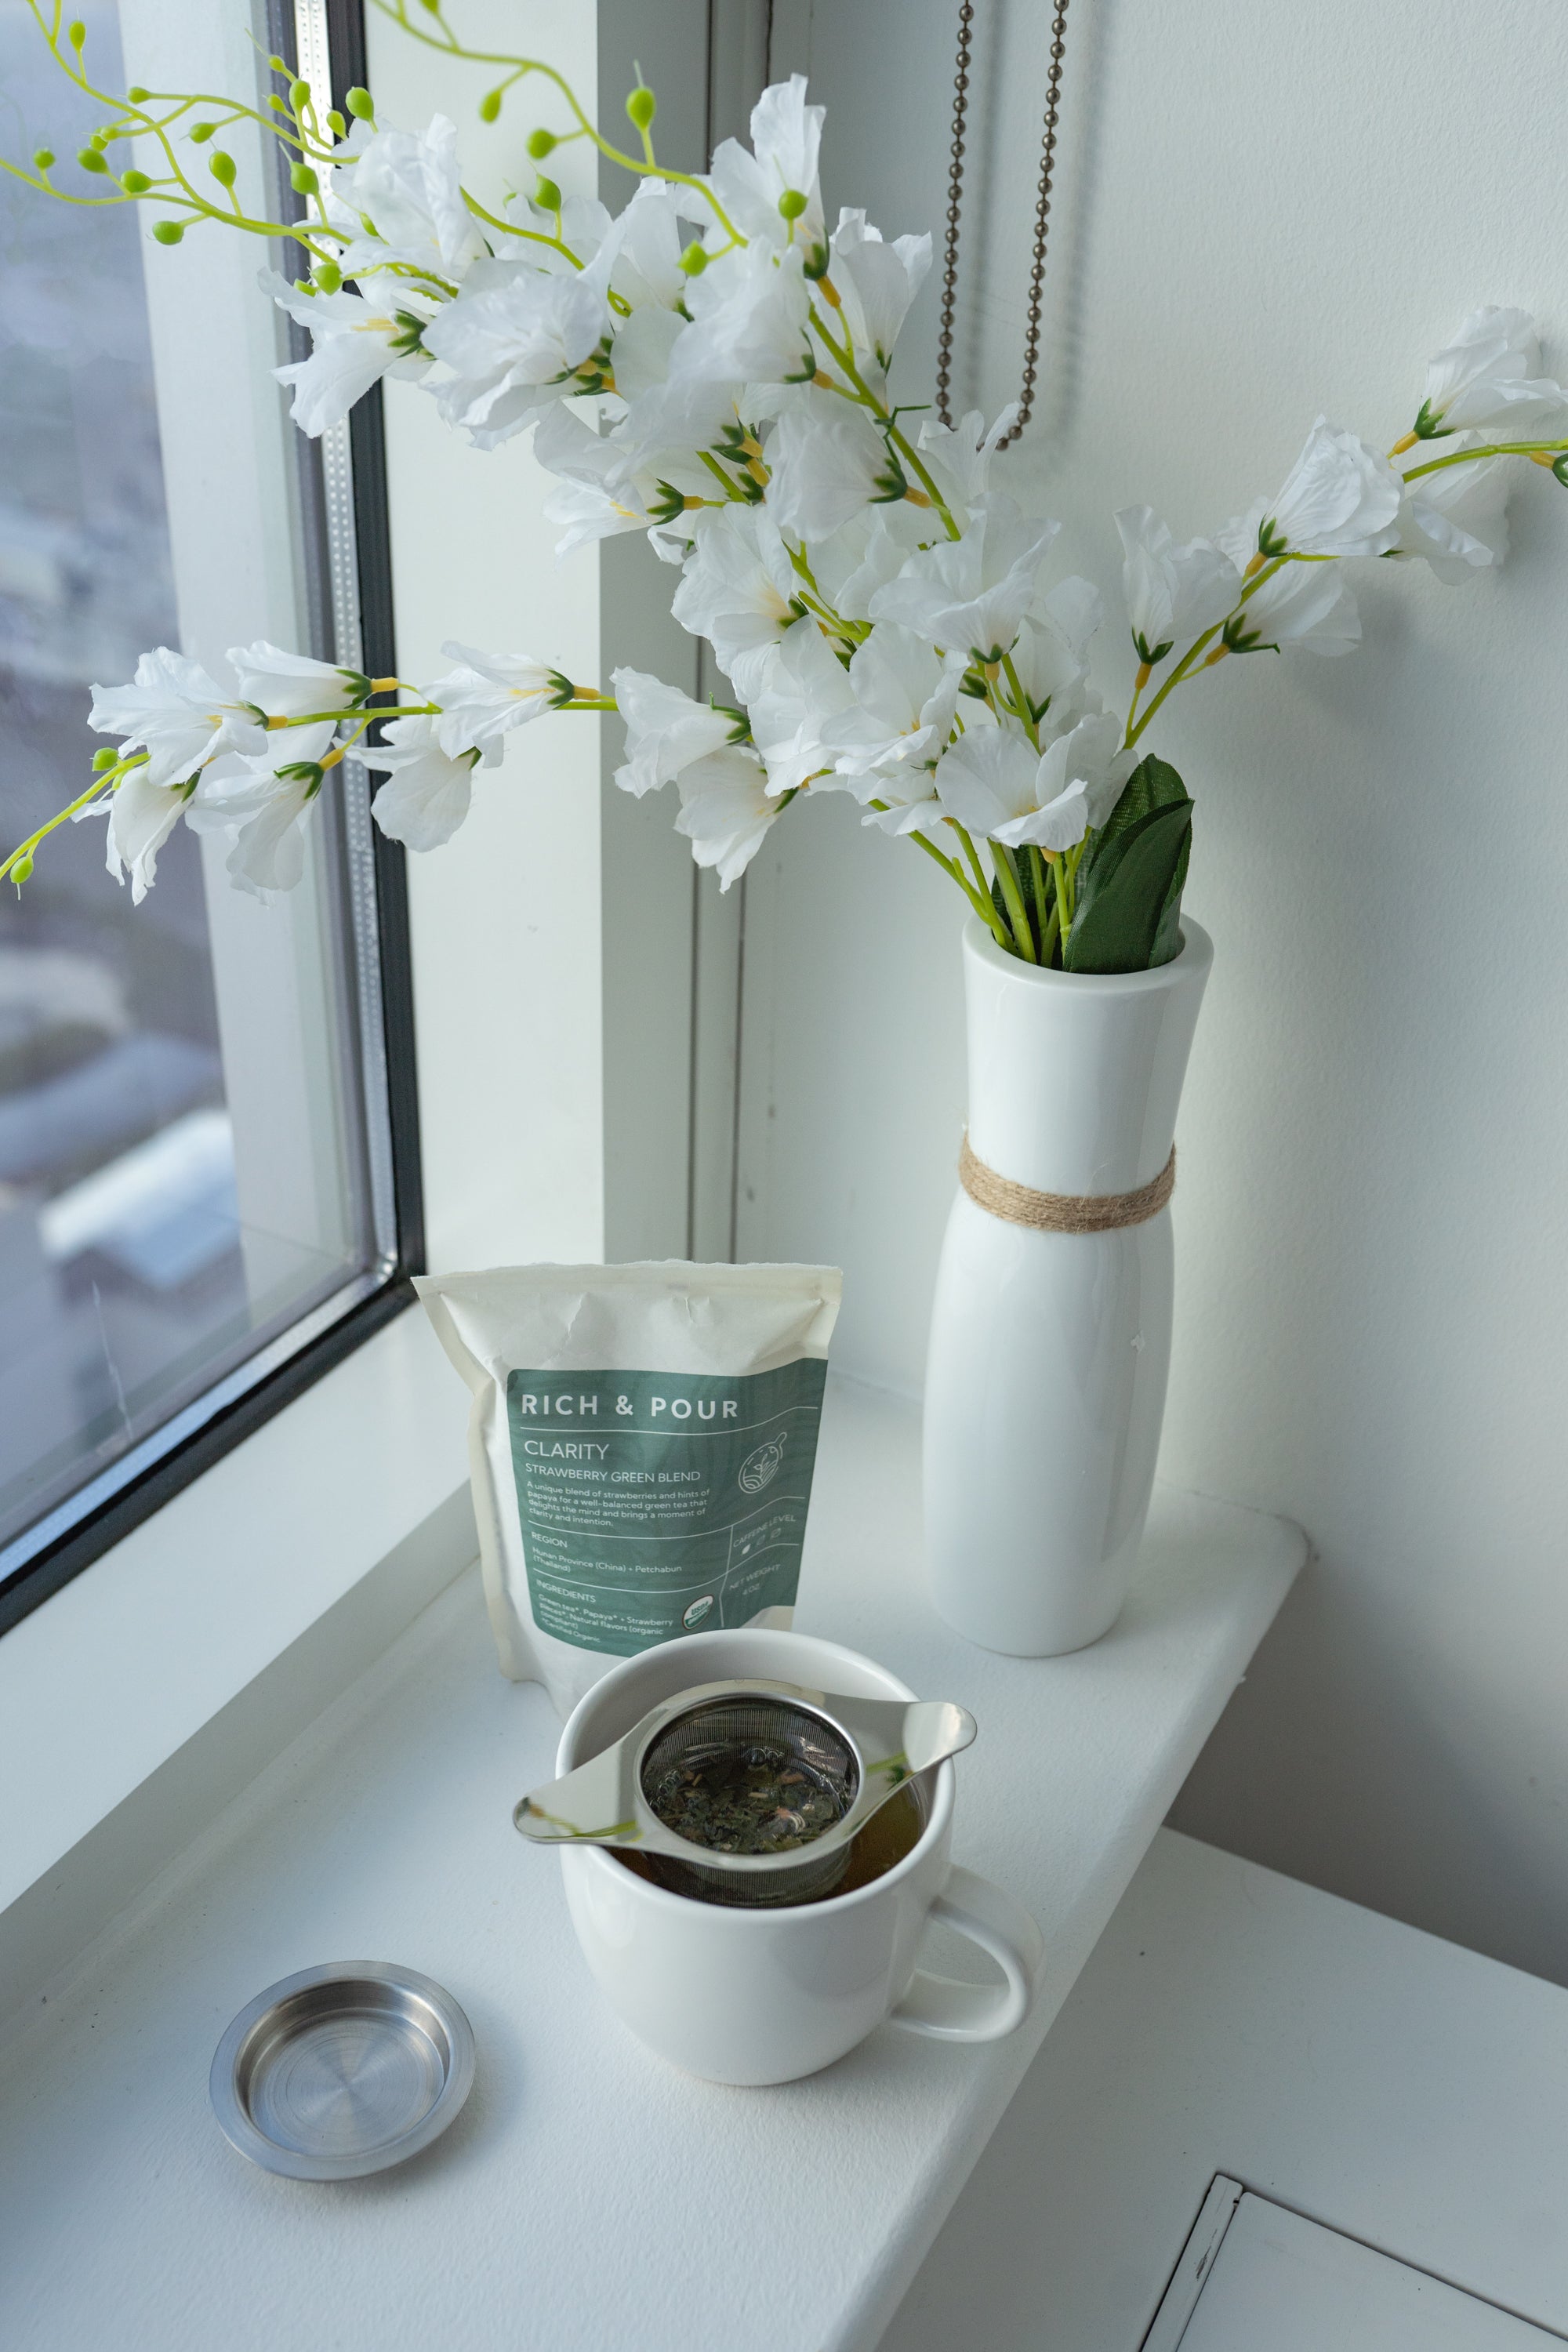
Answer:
top-left (416, 1261), bottom-right (843, 1718)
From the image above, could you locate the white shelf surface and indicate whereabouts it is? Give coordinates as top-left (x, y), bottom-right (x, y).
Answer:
top-left (0, 1379), bottom-right (1302, 2352)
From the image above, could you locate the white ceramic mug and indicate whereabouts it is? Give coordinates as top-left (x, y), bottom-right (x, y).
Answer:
top-left (554, 1628), bottom-right (1043, 2085)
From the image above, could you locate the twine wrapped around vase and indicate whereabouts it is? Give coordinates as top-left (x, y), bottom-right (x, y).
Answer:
top-left (957, 1133), bottom-right (1176, 1233)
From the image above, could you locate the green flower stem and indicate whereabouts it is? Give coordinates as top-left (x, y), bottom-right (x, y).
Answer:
top-left (806, 301), bottom-right (964, 543)
top-left (991, 840), bottom-right (1038, 962)
top-left (7, 2), bottom-right (334, 253)
top-left (697, 448), bottom-right (751, 500)
top-left (2, 759), bottom-right (143, 886)
top-left (1001, 651), bottom-right (1040, 747)
top-left (1027, 843), bottom-right (1057, 953)
top-left (1402, 437), bottom-right (1568, 481)
top-left (1123, 554), bottom-right (1290, 746)
top-left (368, 0), bottom-right (747, 244)
top-left (899, 823), bottom-right (1010, 944)
top-left (948, 818), bottom-right (992, 909)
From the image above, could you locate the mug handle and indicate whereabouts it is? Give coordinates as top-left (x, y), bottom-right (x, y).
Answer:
top-left (888, 1864), bottom-right (1044, 2043)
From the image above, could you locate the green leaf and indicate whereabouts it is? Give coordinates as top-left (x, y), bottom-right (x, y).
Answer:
top-left (1065, 755), bottom-right (1193, 975)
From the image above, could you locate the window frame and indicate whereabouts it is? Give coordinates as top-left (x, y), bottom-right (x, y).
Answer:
top-left (0, 0), bottom-right (423, 1642)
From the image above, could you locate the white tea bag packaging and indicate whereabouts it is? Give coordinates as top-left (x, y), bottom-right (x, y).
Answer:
top-left (416, 1261), bottom-right (843, 1717)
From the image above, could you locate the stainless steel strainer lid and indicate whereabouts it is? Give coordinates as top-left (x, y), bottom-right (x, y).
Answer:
top-left (513, 1677), bottom-right (975, 1906)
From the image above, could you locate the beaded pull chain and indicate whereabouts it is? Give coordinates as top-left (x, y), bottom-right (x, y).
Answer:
top-left (935, 0), bottom-right (1073, 445)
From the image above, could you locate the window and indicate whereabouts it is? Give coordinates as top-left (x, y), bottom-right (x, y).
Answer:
top-left (0, 0), bottom-right (419, 1635)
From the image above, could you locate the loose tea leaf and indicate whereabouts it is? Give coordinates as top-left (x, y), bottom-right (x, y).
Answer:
top-left (640, 1698), bottom-right (857, 1854)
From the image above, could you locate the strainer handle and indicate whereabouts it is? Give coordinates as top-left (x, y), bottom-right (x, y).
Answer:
top-left (888, 1865), bottom-right (1043, 2042)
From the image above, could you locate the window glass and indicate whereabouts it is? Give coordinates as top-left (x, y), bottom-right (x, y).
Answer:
top-left (0, 1), bottom-right (395, 1576)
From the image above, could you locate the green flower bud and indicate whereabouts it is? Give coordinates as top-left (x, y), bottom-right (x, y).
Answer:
top-left (346, 85), bottom-right (375, 119)
top-left (126, 85), bottom-right (148, 103)
top-left (92, 746), bottom-right (119, 771)
top-left (11, 855), bottom-right (34, 887)
top-left (291, 161), bottom-right (319, 195)
top-left (191, 121), bottom-right (216, 140)
top-left (32, 147), bottom-right (54, 171)
top-left (526, 127), bottom-right (557, 159)
top-left (777, 187), bottom-right (808, 220)
top-left (314, 259), bottom-right (343, 294)
top-left (268, 54), bottom-right (287, 71)
top-left (152, 219), bottom-right (183, 245)
top-left (677, 239), bottom-right (707, 277)
top-left (326, 109), bottom-right (345, 136)
top-left (478, 89), bottom-right (502, 124)
top-left (67, 20), bottom-right (86, 49)
top-left (625, 83), bottom-right (656, 132)
top-left (121, 168), bottom-right (151, 194)
top-left (77, 146), bottom-right (108, 174)
top-left (533, 173), bottom-right (561, 212)
top-left (209, 150), bottom-right (237, 187)
top-left (1554, 453), bottom-right (1568, 488)
top-left (289, 77), bottom-right (311, 111)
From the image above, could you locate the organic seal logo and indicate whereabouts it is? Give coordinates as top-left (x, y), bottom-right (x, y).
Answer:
top-left (739, 1435), bottom-right (786, 1494)
top-left (682, 1595), bottom-right (714, 1628)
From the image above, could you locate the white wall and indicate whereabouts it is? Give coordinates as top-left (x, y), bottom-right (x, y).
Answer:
top-left (740, 0), bottom-right (1568, 1983)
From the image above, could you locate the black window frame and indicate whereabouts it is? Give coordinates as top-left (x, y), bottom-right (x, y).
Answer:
top-left (0, 0), bottom-right (423, 1641)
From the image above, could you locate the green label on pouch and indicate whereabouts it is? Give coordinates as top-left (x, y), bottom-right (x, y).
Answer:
top-left (505, 1362), bottom-right (829, 1657)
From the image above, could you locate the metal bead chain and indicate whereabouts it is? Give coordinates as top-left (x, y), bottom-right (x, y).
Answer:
top-left (935, 0), bottom-right (1073, 446)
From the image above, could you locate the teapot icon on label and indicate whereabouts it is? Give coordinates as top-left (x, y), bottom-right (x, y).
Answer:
top-left (738, 1435), bottom-right (786, 1494)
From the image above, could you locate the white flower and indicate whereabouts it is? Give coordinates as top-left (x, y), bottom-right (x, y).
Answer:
top-left (1228, 418), bottom-right (1403, 561)
top-left (670, 508), bottom-right (800, 698)
top-left (1222, 561), bottom-right (1360, 656)
top-left (89, 646), bottom-right (266, 789)
top-left (1009, 575), bottom-right (1104, 719)
top-left (935, 714), bottom-right (1130, 851)
top-left (103, 767), bottom-right (193, 903)
top-left (535, 405), bottom-right (663, 557)
top-left (820, 624), bottom-right (964, 778)
top-left (327, 114), bottom-right (485, 282)
top-left (608, 380), bottom-right (749, 482)
top-left (673, 746), bottom-right (779, 887)
top-left (810, 506), bottom-right (927, 621)
top-left (1396, 452), bottom-right (1512, 584)
top-left (855, 764), bottom-right (945, 839)
top-left (263, 271), bottom-right (434, 437)
top-left (825, 211), bottom-right (931, 375)
top-left (598, 179), bottom-right (691, 312)
top-left (604, 303), bottom-right (686, 401)
top-left (423, 260), bottom-right (612, 448)
top-left (764, 398), bottom-right (904, 538)
top-left (668, 242), bottom-right (814, 387)
top-left (703, 76), bottom-right (826, 256)
top-left (186, 721), bottom-right (339, 898)
top-left (429, 643), bottom-right (564, 757)
top-left (747, 622), bottom-right (857, 793)
top-left (368, 714), bottom-right (487, 850)
top-left (934, 728), bottom-right (1042, 844)
top-left (1415, 307), bottom-right (1566, 438)
top-left (1114, 506), bottom-right (1241, 664)
top-left (869, 495), bottom-right (1058, 661)
top-left (913, 405), bottom-right (1019, 510)
top-left (610, 668), bottom-right (739, 797)
top-left (227, 641), bottom-right (367, 718)
top-left (1029, 712), bottom-right (1134, 839)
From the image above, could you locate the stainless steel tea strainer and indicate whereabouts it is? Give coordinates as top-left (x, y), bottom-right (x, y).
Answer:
top-left (514, 1677), bottom-right (976, 1905)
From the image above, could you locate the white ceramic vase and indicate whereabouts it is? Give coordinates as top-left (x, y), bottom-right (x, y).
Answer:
top-left (924, 918), bottom-right (1214, 1657)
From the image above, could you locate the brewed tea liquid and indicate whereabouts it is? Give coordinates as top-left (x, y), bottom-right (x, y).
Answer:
top-left (618, 1780), bottom-right (926, 1907)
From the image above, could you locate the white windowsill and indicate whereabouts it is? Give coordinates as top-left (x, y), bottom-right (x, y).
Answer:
top-left (0, 1378), bottom-right (1303, 2352)
top-left (0, 1303), bottom-right (475, 2005)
